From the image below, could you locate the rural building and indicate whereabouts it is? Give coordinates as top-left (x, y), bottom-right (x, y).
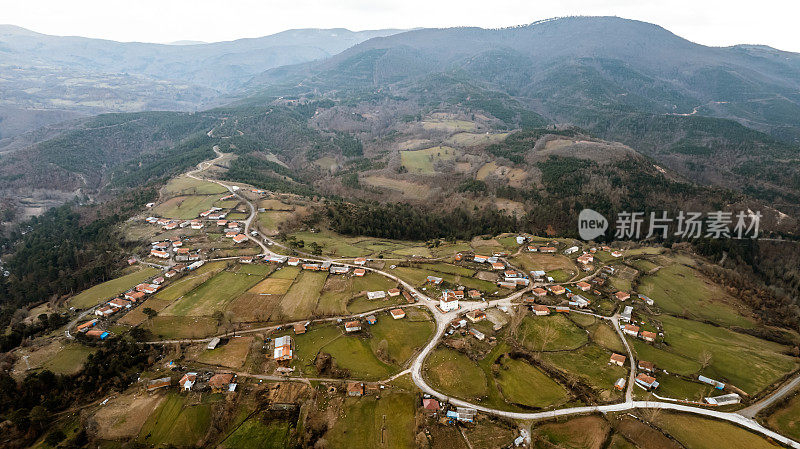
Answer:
top-left (611, 251), bottom-right (623, 258)
top-left (86, 329), bottom-right (110, 339)
top-left (554, 306), bottom-right (570, 313)
top-left (150, 249), bottom-right (170, 259)
top-left (532, 287), bottom-right (547, 297)
top-left (367, 291), bottom-right (386, 300)
top-left (188, 260), bottom-right (204, 270)
top-left (491, 262), bottom-right (505, 270)
top-left (95, 306), bottom-right (116, 317)
top-left (422, 398), bottom-right (440, 413)
top-left (344, 321), bottom-right (361, 332)
top-left (620, 306), bottom-right (633, 322)
top-left (576, 281), bottom-right (591, 291)
top-left (698, 375), bottom-right (726, 390)
top-left (366, 315), bottom-right (377, 325)
top-left (287, 258), bottom-right (300, 266)
top-left (232, 234), bottom-right (248, 244)
top-left (474, 255), bottom-right (489, 263)
top-left (402, 291), bottom-right (414, 303)
top-left (623, 324), bottom-right (640, 337)
top-left (179, 373), bottom-right (197, 391)
top-left (439, 292), bottom-right (459, 312)
top-left (274, 335), bottom-right (293, 361)
top-left (268, 255), bottom-right (288, 264)
top-left (610, 353), bottom-right (626, 366)
top-left (453, 290), bottom-right (465, 299)
top-left (539, 247), bottom-right (556, 253)
top-left (388, 288), bottom-right (401, 297)
top-left (638, 361), bottom-right (655, 372)
top-left (469, 328), bottom-right (485, 341)
top-left (76, 319), bottom-right (98, 332)
top-left (354, 258), bottom-right (367, 265)
top-left (615, 291), bottom-right (631, 301)
top-left (190, 221), bottom-right (204, 230)
top-left (516, 236), bottom-right (526, 245)
top-left (614, 378), bottom-right (626, 391)
top-left (532, 305), bottom-right (550, 316)
top-left (635, 374), bottom-right (659, 390)
top-left (569, 295), bottom-right (590, 308)
top-left (641, 331), bottom-right (657, 342)
top-left (152, 276), bottom-right (165, 284)
top-left (239, 256), bottom-right (253, 264)
top-left (208, 373), bottom-right (235, 393)
top-left (390, 308), bottom-right (406, 319)
top-left (564, 246), bottom-right (579, 255)
top-left (498, 281), bottom-right (517, 289)
top-left (147, 377), bottom-right (172, 391)
top-left (124, 291), bottom-right (145, 302)
top-left (207, 337), bottom-right (221, 350)
top-left (577, 253), bottom-right (594, 264)
top-left (466, 310), bottom-right (486, 323)
top-left (468, 290), bottom-right (481, 299)
top-left (448, 407), bottom-right (476, 423)
top-left (530, 270), bottom-right (546, 279)
top-left (426, 275), bottom-right (443, 285)
top-left (294, 323), bottom-right (306, 334)
top-left (550, 285), bottom-right (566, 295)
top-left (353, 268), bottom-right (366, 277)
top-left (347, 382), bottom-right (364, 396)
top-left (330, 266), bottom-right (349, 274)
top-left (705, 393), bottom-right (741, 406)
top-left (638, 294), bottom-right (655, 306)
top-left (108, 298), bottom-right (131, 309)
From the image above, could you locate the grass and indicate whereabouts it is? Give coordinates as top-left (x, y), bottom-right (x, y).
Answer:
top-left (70, 267), bottom-right (159, 308)
top-left (424, 347), bottom-right (488, 398)
top-left (163, 175), bottom-right (228, 195)
top-left (152, 194), bottom-right (227, 220)
top-left (421, 119), bottom-right (477, 132)
top-left (257, 210), bottom-right (294, 234)
top-left (151, 261), bottom-right (227, 303)
top-left (317, 273), bottom-right (400, 315)
top-left (629, 339), bottom-right (701, 376)
top-left (765, 392), bottom-right (800, 441)
top-left (162, 271), bottom-right (261, 317)
top-left (655, 412), bottom-right (781, 449)
top-left (589, 322), bottom-right (625, 353)
top-left (322, 335), bottom-right (395, 380)
top-left (41, 343), bottom-right (96, 375)
top-left (400, 146), bottom-right (457, 174)
top-left (368, 308), bottom-right (435, 365)
top-left (532, 415), bottom-right (610, 449)
top-left (148, 316), bottom-right (217, 339)
top-left (446, 132), bottom-right (508, 147)
top-left (277, 271), bottom-right (328, 320)
top-left (517, 314), bottom-right (588, 351)
top-left (638, 263), bottom-right (755, 328)
top-left (495, 357), bottom-right (569, 408)
top-left (249, 278), bottom-right (293, 295)
top-left (292, 324), bottom-right (343, 373)
top-left (137, 392), bottom-right (218, 447)
top-left (654, 375), bottom-right (714, 401)
top-left (362, 176), bottom-right (430, 199)
top-left (220, 418), bottom-right (292, 449)
top-left (269, 266), bottom-right (301, 280)
top-left (510, 253), bottom-right (576, 277)
top-left (326, 393), bottom-right (416, 449)
top-left (543, 344), bottom-right (627, 400)
top-left (392, 266), bottom-right (500, 294)
top-left (196, 336), bottom-right (252, 369)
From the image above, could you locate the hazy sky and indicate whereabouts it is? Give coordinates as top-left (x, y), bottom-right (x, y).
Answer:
top-left (5, 0), bottom-right (800, 51)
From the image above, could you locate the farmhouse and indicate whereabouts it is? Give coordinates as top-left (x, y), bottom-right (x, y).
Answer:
top-left (564, 246), bottom-right (579, 255)
top-left (150, 249), bottom-right (170, 259)
top-left (76, 319), bottom-right (98, 332)
top-left (611, 251), bottom-right (623, 258)
top-left (274, 336), bottom-right (293, 361)
top-left (124, 291), bottom-right (146, 302)
top-left (95, 306), bottom-right (116, 317)
top-left (354, 257), bottom-right (367, 265)
top-left (190, 221), bottom-right (204, 230)
top-left (623, 324), bottom-right (640, 337)
top-left (108, 298), bottom-right (131, 309)
top-left (539, 246), bottom-right (556, 253)
top-left (422, 398), bottom-right (440, 413)
top-left (473, 255), bottom-right (489, 263)
top-left (287, 258), bottom-right (300, 266)
top-left (402, 291), bottom-right (414, 303)
top-left (390, 308), bottom-right (406, 320)
top-left (491, 262), bottom-right (505, 270)
top-left (347, 382), bottom-right (364, 397)
top-left (641, 331), bottom-right (657, 342)
top-left (577, 253), bottom-right (594, 265)
top-left (614, 291), bottom-right (631, 301)
top-left (367, 291), bottom-right (386, 300)
top-left (268, 255), bottom-right (288, 264)
top-left (344, 321), bottom-right (361, 332)
top-left (302, 263), bottom-right (321, 271)
top-left (330, 266), bottom-right (349, 275)
top-left (554, 306), bottom-right (570, 313)
top-left (576, 281), bottom-right (591, 291)
top-left (366, 315), bottom-right (377, 325)
top-left (86, 329), bottom-right (110, 339)
top-left (232, 234), bottom-right (248, 244)
top-left (426, 275), bottom-right (443, 285)
top-left (635, 373), bottom-right (659, 390)
top-left (610, 353), bottom-right (626, 366)
top-left (569, 295), bottom-right (590, 308)
top-left (638, 361), bottom-right (655, 372)
top-left (179, 373), bottom-right (197, 391)
top-left (453, 290), bottom-right (464, 299)
top-left (152, 276), bottom-right (165, 285)
top-left (532, 305), bottom-right (550, 316)
top-left (353, 268), bottom-right (366, 277)
top-left (549, 285), bottom-right (566, 295)
top-left (466, 309), bottom-right (486, 323)
top-left (468, 290), bottom-right (481, 299)
top-left (388, 288), bottom-right (401, 297)
top-left (208, 373), bottom-right (236, 393)
top-left (638, 294), bottom-right (655, 306)
top-left (532, 287), bottom-right (548, 297)
top-left (498, 281), bottom-right (517, 289)
top-left (614, 378), bottom-right (626, 391)
top-left (469, 328), bottom-right (485, 341)
top-left (530, 270), bottom-right (546, 279)
top-left (239, 256), bottom-right (253, 264)
top-left (147, 377), bottom-right (172, 391)
top-left (527, 245), bottom-right (537, 252)
top-left (294, 323), bottom-right (306, 334)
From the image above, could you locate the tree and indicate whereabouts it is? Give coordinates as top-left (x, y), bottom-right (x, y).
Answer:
top-left (213, 310), bottom-right (225, 330)
top-left (698, 350), bottom-right (713, 370)
top-left (29, 405), bottom-right (50, 430)
top-left (142, 307), bottom-right (157, 328)
top-left (538, 322), bottom-right (558, 354)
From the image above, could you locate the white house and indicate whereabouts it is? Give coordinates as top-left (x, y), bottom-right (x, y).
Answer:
top-left (367, 291), bottom-right (386, 300)
top-left (439, 292), bottom-right (459, 312)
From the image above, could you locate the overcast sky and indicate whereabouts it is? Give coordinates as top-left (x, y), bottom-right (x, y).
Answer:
top-left (4, 0), bottom-right (800, 52)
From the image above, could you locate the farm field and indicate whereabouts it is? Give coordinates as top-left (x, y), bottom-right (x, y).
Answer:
top-left (13, 341), bottom-right (95, 378)
top-left (161, 270), bottom-right (262, 317)
top-left (70, 266), bottom-right (159, 308)
top-left (195, 336), bottom-right (253, 369)
top-left (543, 343), bottom-right (627, 401)
top-left (509, 253), bottom-right (577, 279)
top-left (137, 392), bottom-right (220, 447)
top-left (362, 175), bottom-right (430, 199)
top-left (152, 194), bottom-right (235, 220)
top-left (400, 145), bottom-right (458, 174)
top-left (148, 316), bottom-right (217, 339)
top-left (655, 413), bottom-right (781, 449)
top-left (368, 307), bottom-right (435, 365)
top-left (325, 393), bottom-right (416, 449)
top-left (421, 118), bottom-right (477, 132)
top-left (424, 347), bottom-right (488, 398)
top-left (277, 270), bottom-right (328, 320)
top-left (219, 415), bottom-right (292, 449)
top-left (638, 262), bottom-right (755, 328)
top-left (517, 314), bottom-right (589, 351)
top-left (249, 277), bottom-right (293, 295)
top-left (162, 175), bottom-right (228, 196)
top-left (765, 392), bottom-right (800, 441)
top-left (495, 357), bottom-right (570, 408)
top-left (446, 132), bottom-right (509, 147)
top-left (94, 392), bottom-right (165, 441)
top-left (257, 210), bottom-right (294, 234)
top-left (391, 266), bottom-right (501, 295)
top-left (531, 415), bottom-right (610, 449)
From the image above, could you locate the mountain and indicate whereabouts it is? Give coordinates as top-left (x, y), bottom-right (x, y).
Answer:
top-left (0, 25), bottom-right (402, 139)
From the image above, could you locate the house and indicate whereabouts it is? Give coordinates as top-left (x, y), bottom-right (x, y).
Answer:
top-left (447, 407), bottom-right (476, 423)
top-left (190, 221), bottom-right (204, 230)
top-left (576, 281), bottom-right (591, 291)
top-left (268, 255), bottom-right (288, 264)
top-left (705, 393), bottom-right (741, 406)
top-left (95, 306), bottom-right (116, 317)
top-left (287, 258), bottom-right (300, 266)
top-left (439, 292), bottom-right (459, 312)
top-left (163, 222), bottom-right (178, 231)
top-left (698, 375), bottom-right (726, 390)
top-left (347, 382), bottom-right (364, 396)
top-left (208, 373), bottom-right (235, 393)
top-left (344, 321), bottom-right (361, 332)
top-left (227, 221), bottom-right (239, 228)
top-left (569, 295), bottom-right (590, 308)
top-left (225, 231), bottom-right (238, 238)
top-left (164, 270), bottom-right (178, 278)
top-left (232, 234), bottom-right (248, 244)
top-left (207, 337), bottom-right (221, 350)
top-left (302, 263), bottom-right (321, 270)
top-left (620, 306), bottom-right (633, 322)
top-left (638, 361), bottom-right (655, 372)
top-left (390, 308), bottom-right (406, 320)
top-left (554, 306), bottom-right (570, 313)
top-left (473, 255), bottom-right (488, 263)
top-left (388, 288), bottom-right (401, 297)
top-left (454, 253), bottom-right (463, 261)
top-left (150, 249), bottom-right (170, 259)
top-left (108, 298), bottom-right (131, 309)
top-left (516, 236), bottom-right (526, 245)
top-left (504, 270), bottom-right (518, 278)
top-left (577, 253), bottom-right (594, 265)
top-left (188, 260), bottom-right (204, 270)
top-left (217, 220), bottom-right (228, 226)
top-left (539, 246), bottom-right (556, 253)
top-left (179, 373), bottom-right (197, 391)
top-left (469, 328), bottom-right (486, 341)
top-left (354, 257), bottom-right (367, 265)
top-left (366, 315), bottom-right (377, 325)
top-left (239, 256), bottom-right (253, 264)
top-left (328, 265), bottom-right (349, 275)
top-left (453, 290), bottom-right (465, 299)
top-left (468, 290), bottom-right (481, 299)
top-left (532, 287), bottom-right (548, 297)
top-left (611, 250), bottom-right (623, 258)
top-left (147, 377), bottom-right (172, 391)
top-left (422, 398), bottom-right (440, 413)
top-left (367, 291), bottom-right (386, 300)
top-left (614, 378), bottom-right (626, 391)
top-left (274, 336), bottom-right (293, 361)
top-left (491, 262), bottom-right (505, 270)
top-left (426, 275), bottom-right (443, 285)
top-left (635, 373), bottom-right (659, 390)
top-left (86, 329), bottom-right (111, 339)
top-left (294, 323), bottom-right (307, 334)
top-left (498, 281), bottom-right (517, 289)
top-left (623, 324), bottom-right (640, 337)
top-left (141, 284), bottom-right (159, 294)
top-left (638, 294), bottom-right (655, 306)
top-left (402, 291), bottom-right (414, 303)
top-left (157, 218), bottom-right (171, 226)
top-left (550, 285), bottom-right (566, 295)
top-left (152, 276), bottom-right (165, 285)
top-left (564, 246), bottom-right (579, 255)
top-left (466, 309), bottom-right (486, 323)
top-left (610, 353), bottom-right (626, 366)
top-left (614, 291), bottom-right (631, 301)
top-left (530, 270), bottom-right (546, 279)
top-left (641, 331), bottom-right (657, 342)
top-left (124, 291), bottom-right (146, 302)
top-left (533, 305), bottom-right (550, 316)
top-left (353, 268), bottom-right (366, 277)
top-left (76, 319), bottom-right (98, 332)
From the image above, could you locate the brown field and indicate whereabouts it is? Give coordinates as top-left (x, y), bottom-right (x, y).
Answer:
top-left (532, 415), bottom-right (610, 449)
top-left (94, 392), bottom-right (166, 440)
top-left (259, 199), bottom-right (296, 211)
top-left (277, 271), bottom-right (328, 320)
top-left (362, 176), bottom-right (430, 199)
top-left (511, 252), bottom-right (577, 273)
top-left (227, 292), bottom-right (279, 322)
top-left (195, 336), bottom-right (253, 369)
top-left (544, 138), bottom-right (576, 150)
top-left (612, 416), bottom-right (681, 449)
top-left (249, 278), bottom-right (294, 295)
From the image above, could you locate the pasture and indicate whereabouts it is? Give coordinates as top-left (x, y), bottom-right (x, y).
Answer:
top-left (400, 146), bottom-right (457, 174)
top-left (495, 357), bottom-right (569, 408)
top-left (195, 336), bottom-right (253, 369)
top-left (424, 348), bottom-right (488, 398)
top-left (137, 392), bottom-right (219, 447)
top-left (656, 413), bottom-right (781, 449)
top-left (325, 393), bottom-right (416, 449)
top-left (277, 271), bottom-right (328, 320)
top-left (765, 392), bottom-right (800, 441)
top-left (516, 314), bottom-right (589, 351)
top-left (362, 176), bottom-right (430, 199)
top-left (532, 415), bottom-right (610, 449)
top-left (162, 175), bottom-right (228, 195)
top-left (543, 344), bottom-right (627, 400)
top-left (446, 132), bottom-right (509, 147)
top-left (70, 266), bottom-right (159, 308)
top-left (161, 270), bottom-right (262, 317)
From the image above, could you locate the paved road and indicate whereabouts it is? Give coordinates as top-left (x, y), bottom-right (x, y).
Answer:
top-left (739, 372), bottom-right (800, 418)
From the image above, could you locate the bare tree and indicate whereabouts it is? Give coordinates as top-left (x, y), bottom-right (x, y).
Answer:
top-left (539, 322), bottom-right (558, 354)
top-left (698, 350), bottom-right (713, 371)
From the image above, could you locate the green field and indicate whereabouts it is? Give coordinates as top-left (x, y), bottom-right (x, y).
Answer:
top-left (151, 261), bottom-right (227, 303)
top-left (163, 175), bottom-right (228, 195)
top-left (424, 348), bottom-right (488, 398)
top-left (321, 334), bottom-right (395, 380)
top-left (270, 265), bottom-right (301, 280)
top-left (138, 392), bottom-right (219, 447)
top-left (400, 146), bottom-right (457, 174)
top-left (654, 375), bottom-right (714, 401)
top-left (162, 270), bottom-right (262, 317)
top-left (149, 316), bottom-right (218, 339)
top-left (517, 314), bottom-right (588, 351)
top-left (588, 322), bottom-right (626, 353)
top-left (765, 392), bottom-right (800, 441)
top-left (317, 273), bottom-right (399, 315)
top-left (326, 393), bottom-right (416, 449)
top-left (70, 267), bottom-right (159, 308)
top-left (392, 266), bottom-right (500, 294)
top-left (543, 344), bottom-right (627, 400)
top-left (656, 413), bottom-right (781, 449)
top-left (41, 344), bottom-right (96, 375)
top-left (445, 131), bottom-right (509, 147)
top-left (153, 194), bottom-right (230, 220)
top-left (258, 210), bottom-right (294, 234)
top-left (278, 271), bottom-right (328, 320)
top-left (220, 417), bottom-right (292, 449)
top-left (638, 263), bottom-right (755, 327)
top-left (368, 308), bottom-right (435, 365)
top-left (495, 357), bottom-right (569, 408)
